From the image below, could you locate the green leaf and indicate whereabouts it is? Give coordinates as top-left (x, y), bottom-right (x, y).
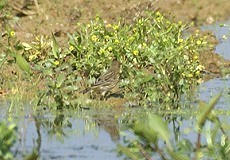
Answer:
top-left (56, 74), bottom-right (66, 88)
top-left (0, 0), bottom-right (6, 10)
top-left (132, 114), bottom-right (158, 144)
top-left (117, 144), bottom-right (140, 160)
top-left (15, 53), bottom-right (31, 74)
top-left (51, 33), bottom-right (60, 59)
top-left (168, 149), bottom-right (190, 160)
top-left (0, 53), bottom-right (7, 68)
top-left (179, 78), bottom-right (184, 85)
top-left (148, 113), bottom-right (172, 149)
top-left (132, 113), bottom-right (172, 149)
top-left (196, 92), bottom-right (222, 132)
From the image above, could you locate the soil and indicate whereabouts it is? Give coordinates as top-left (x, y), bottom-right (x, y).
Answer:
top-left (1, 0), bottom-right (230, 90)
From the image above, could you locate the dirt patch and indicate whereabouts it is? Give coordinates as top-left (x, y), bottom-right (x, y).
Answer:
top-left (200, 50), bottom-right (230, 80)
top-left (156, 0), bottom-right (230, 25)
top-left (3, 0), bottom-right (230, 44)
top-left (1, 0), bottom-right (230, 80)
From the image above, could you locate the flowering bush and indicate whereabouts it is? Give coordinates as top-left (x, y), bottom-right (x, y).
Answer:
top-left (68, 12), bottom-right (207, 108)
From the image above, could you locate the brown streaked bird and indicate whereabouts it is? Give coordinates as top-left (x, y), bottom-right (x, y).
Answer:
top-left (82, 59), bottom-right (121, 99)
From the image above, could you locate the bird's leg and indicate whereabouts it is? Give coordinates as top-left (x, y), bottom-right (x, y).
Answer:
top-left (99, 92), bottom-right (108, 100)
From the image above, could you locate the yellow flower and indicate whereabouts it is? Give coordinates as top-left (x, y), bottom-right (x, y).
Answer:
top-left (143, 43), bottom-right (147, 47)
top-left (133, 50), bottom-right (139, 56)
top-left (106, 24), bottom-right (112, 28)
top-left (54, 60), bottom-right (60, 66)
top-left (196, 40), bottom-right (202, 45)
top-left (56, 83), bottom-right (61, 88)
top-left (114, 39), bottom-right (119, 44)
top-left (193, 55), bottom-right (198, 60)
top-left (91, 35), bottom-right (98, 42)
top-left (178, 38), bottom-right (183, 43)
top-left (9, 31), bottom-right (15, 37)
top-left (187, 73), bottom-right (193, 78)
top-left (156, 12), bottom-right (161, 17)
top-left (195, 70), bottom-right (200, 75)
top-left (99, 48), bottom-right (105, 55)
top-left (108, 47), bottom-right (113, 51)
top-left (69, 45), bottom-right (74, 51)
top-left (113, 25), bottom-right (119, 30)
top-left (178, 21), bottom-right (182, 26)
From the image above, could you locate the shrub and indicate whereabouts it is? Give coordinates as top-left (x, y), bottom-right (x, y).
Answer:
top-left (68, 12), bottom-right (207, 108)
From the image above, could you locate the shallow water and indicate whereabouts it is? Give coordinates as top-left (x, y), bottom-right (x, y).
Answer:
top-left (198, 20), bottom-right (230, 110)
top-left (201, 21), bottom-right (230, 61)
top-left (197, 77), bottom-right (230, 110)
top-left (2, 106), bottom-right (227, 160)
top-left (1, 94), bottom-right (229, 160)
top-left (14, 116), bottom-right (120, 160)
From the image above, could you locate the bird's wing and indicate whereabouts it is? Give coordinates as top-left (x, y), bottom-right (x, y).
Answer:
top-left (96, 69), bottom-right (116, 82)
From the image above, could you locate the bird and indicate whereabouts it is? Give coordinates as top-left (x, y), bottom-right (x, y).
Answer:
top-left (82, 59), bottom-right (121, 99)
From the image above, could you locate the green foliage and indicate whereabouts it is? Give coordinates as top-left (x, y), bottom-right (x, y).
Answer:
top-left (15, 52), bottom-right (31, 74)
top-left (0, 0), bottom-right (7, 10)
top-left (196, 92), bottom-right (222, 132)
top-left (132, 113), bottom-right (171, 148)
top-left (0, 122), bottom-right (16, 160)
top-left (68, 12), bottom-right (207, 107)
top-left (119, 93), bottom-right (230, 160)
top-left (1, 12), bottom-right (208, 108)
top-left (119, 113), bottom-right (189, 159)
top-left (22, 35), bottom-right (80, 109)
top-left (195, 93), bottom-right (230, 160)
top-left (0, 30), bottom-right (31, 74)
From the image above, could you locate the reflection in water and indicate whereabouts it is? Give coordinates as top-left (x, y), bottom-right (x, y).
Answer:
top-left (11, 109), bottom-right (121, 160)
top-left (23, 112), bottom-right (73, 159)
top-left (23, 116), bottom-right (42, 160)
top-left (93, 114), bottom-right (120, 142)
top-left (1, 98), bottom-right (229, 160)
